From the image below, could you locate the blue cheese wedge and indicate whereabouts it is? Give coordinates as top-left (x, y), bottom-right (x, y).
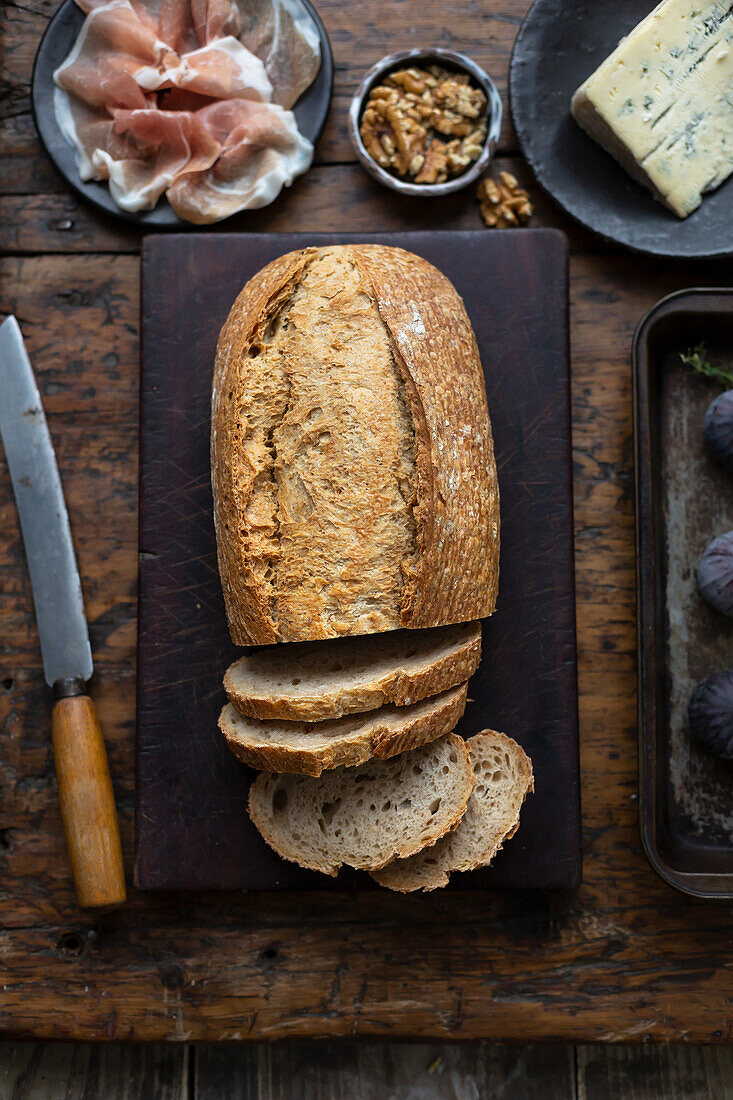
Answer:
top-left (571, 0), bottom-right (733, 217)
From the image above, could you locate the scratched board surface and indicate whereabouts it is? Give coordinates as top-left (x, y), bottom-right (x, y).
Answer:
top-left (136, 230), bottom-right (580, 890)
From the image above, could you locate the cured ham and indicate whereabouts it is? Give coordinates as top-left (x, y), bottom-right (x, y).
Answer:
top-left (77, 0), bottom-right (201, 53)
top-left (54, 95), bottom-right (118, 180)
top-left (95, 107), bottom-right (221, 210)
top-left (189, 0), bottom-right (241, 45)
top-left (192, 0), bottom-right (321, 107)
top-left (167, 98), bottom-right (312, 221)
top-left (234, 0), bottom-right (321, 108)
top-left (135, 37), bottom-right (272, 102)
top-left (53, 0), bottom-right (320, 221)
top-left (54, 0), bottom-right (173, 110)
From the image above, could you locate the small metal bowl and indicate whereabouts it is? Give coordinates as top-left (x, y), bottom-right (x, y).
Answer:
top-left (348, 48), bottom-right (502, 198)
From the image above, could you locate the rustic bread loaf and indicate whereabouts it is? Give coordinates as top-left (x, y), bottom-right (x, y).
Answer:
top-left (212, 244), bottom-right (499, 645)
top-left (247, 733), bottom-right (474, 875)
top-left (223, 621), bottom-right (480, 722)
top-left (219, 682), bottom-right (468, 776)
top-left (372, 730), bottom-right (533, 892)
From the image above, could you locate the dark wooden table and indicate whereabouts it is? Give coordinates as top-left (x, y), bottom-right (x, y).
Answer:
top-left (1, 0), bottom-right (732, 1045)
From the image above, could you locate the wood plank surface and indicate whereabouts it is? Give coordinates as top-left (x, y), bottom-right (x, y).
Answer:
top-left (577, 1045), bottom-right (733, 1100)
top-left (194, 1042), bottom-right (576, 1100)
top-left (0, 1043), bottom-right (189, 1099)
top-left (1, 0), bottom-right (733, 1044)
top-left (1, 245), bottom-right (732, 1039)
top-left (3, 1041), bottom-right (731, 1097)
top-left (0, 160), bottom-right (568, 254)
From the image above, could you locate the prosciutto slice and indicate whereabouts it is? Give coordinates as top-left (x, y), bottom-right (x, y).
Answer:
top-left (135, 37), bottom-right (272, 101)
top-left (233, 0), bottom-right (320, 108)
top-left (53, 94), bottom-right (118, 180)
top-left (54, 0), bottom-right (174, 110)
top-left (188, 0), bottom-right (240, 43)
top-left (167, 97), bottom-right (312, 221)
top-left (94, 107), bottom-right (221, 210)
top-left (190, 0), bottom-right (320, 106)
top-left (53, 0), bottom-right (320, 221)
top-left (77, 0), bottom-right (200, 53)
top-left (74, 0), bottom-right (320, 101)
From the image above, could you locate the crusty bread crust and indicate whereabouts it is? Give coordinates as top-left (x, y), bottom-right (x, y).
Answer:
top-left (350, 245), bottom-right (499, 629)
top-left (212, 249), bottom-right (314, 645)
top-left (212, 244), bottom-right (499, 645)
top-left (219, 682), bottom-right (468, 775)
top-left (223, 622), bottom-right (481, 722)
top-left (247, 732), bottom-right (475, 875)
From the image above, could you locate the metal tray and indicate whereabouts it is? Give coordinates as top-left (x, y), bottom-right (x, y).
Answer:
top-left (634, 289), bottom-right (733, 899)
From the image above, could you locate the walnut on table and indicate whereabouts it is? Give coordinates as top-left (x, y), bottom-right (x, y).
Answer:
top-left (477, 171), bottom-right (533, 229)
top-left (359, 65), bottom-right (488, 185)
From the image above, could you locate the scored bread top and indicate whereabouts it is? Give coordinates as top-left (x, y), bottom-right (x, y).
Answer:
top-left (224, 621), bottom-right (481, 722)
top-left (219, 681), bottom-right (469, 776)
top-left (247, 732), bottom-right (475, 875)
top-left (212, 244), bottom-right (499, 645)
top-left (372, 730), bottom-right (533, 892)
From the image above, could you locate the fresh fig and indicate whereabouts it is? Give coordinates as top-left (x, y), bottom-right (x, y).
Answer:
top-left (697, 531), bottom-right (733, 617)
top-left (688, 671), bottom-right (733, 761)
top-left (704, 390), bottom-right (733, 473)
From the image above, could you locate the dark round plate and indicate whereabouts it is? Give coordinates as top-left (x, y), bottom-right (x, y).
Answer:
top-left (31, 0), bottom-right (333, 228)
top-left (510, 0), bottom-right (733, 259)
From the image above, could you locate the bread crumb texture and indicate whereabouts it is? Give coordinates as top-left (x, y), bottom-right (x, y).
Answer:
top-left (372, 730), bottom-right (533, 892)
top-left (212, 244), bottom-right (499, 644)
top-left (247, 732), bottom-right (475, 874)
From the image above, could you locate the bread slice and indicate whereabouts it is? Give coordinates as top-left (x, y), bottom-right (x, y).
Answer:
top-left (372, 731), bottom-right (533, 892)
top-left (247, 733), bottom-right (474, 875)
top-left (219, 682), bottom-right (468, 776)
top-left (224, 621), bottom-right (481, 722)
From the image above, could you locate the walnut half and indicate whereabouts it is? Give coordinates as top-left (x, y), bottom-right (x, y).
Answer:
top-left (477, 172), bottom-right (533, 229)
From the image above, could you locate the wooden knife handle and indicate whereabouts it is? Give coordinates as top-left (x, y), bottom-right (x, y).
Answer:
top-left (52, 681), bottom-right (126, 911)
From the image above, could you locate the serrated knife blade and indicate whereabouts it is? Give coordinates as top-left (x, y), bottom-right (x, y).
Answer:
top-left (0, 315), bottom-right (125, 911)
top-left (0, 315), bottom-right (92, 687)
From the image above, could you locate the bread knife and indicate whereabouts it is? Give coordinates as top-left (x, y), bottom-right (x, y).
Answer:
top-left (0, 316), bottom-right (125, 911)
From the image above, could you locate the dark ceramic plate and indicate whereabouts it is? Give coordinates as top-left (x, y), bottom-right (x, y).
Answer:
top-left (31, 0), bottom-right (333, 228)
top-left (510, 0), bottom-right (733, 259)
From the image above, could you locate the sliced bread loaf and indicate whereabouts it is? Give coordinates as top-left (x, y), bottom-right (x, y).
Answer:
top-left (220, 682), bottom-right (468, 776)
top-left (224, 621), bottom-right (481, 722)
top-left (372, 731), bottom-right (533, 892)
top-left (247, 733), bottom-right (474, 875)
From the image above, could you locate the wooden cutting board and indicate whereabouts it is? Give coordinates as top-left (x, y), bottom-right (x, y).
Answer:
top-left (135, 230), bottom-right (580, 891)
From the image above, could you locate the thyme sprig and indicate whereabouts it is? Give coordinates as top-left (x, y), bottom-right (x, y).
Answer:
top-left (680, 342), bottom-right (733, 388)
